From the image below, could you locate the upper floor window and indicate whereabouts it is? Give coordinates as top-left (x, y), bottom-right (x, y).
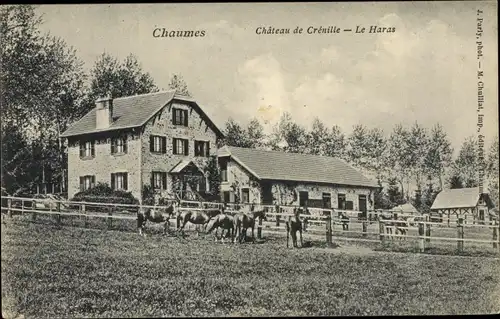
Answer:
top-left (111, 137), bottom-right (127, 155)
top-left (172, 108), bottom-right (188, 126)
top-left (151, 171), bottom-right (167, 190)
top-left (79, 140), bottom-right (95, 159)
top-left (338, 194), bottom-right (346, 210)
top-left (220, 159), bottom-right (228, 182)
top-left (79, 175), bottom-right (95, 191)
top-left (241, 188), bottom-right (250, 203)
top-left (194, 140), bottom-right (210, 157)
top-left (111, 172), bottom-right (128, 191)
top-left (173, 138), bottom-right (189, 155)
top-left (150, 135), bottom-right (166, 153)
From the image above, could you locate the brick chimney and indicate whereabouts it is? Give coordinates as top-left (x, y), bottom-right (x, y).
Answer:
top-left (95, 95), bottom-right (113, 129)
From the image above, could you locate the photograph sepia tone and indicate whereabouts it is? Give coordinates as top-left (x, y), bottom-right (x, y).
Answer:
top-left (1, 1), bottom-right (499, 317)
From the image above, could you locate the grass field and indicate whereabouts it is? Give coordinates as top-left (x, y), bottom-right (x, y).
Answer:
top-left (2, 218), bottom-right (500, 318)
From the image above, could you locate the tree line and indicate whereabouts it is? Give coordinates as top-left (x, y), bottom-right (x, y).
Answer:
top-left (222, 114), bottom-right (499, 212)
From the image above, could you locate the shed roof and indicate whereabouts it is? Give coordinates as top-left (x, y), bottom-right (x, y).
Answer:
top-left (431, 187), bottom-right (491, 210)
top-left (218, 146), bottom-right (378, 188)
top-left (61, 90), bottom-right (223, 138)
top-left (392, 203), bottom-right (419, 213)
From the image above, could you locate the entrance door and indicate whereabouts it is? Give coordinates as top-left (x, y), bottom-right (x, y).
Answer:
top-left (261, 182), bottom-right (273, 204)
top-left (479, 209), bottom-right (485, 225)
top-left (358, 195), bottom-right (367, 219)
top-left (299, 191), bottom-right (309, 207)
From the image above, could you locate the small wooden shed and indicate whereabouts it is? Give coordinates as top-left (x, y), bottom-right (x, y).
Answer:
top-left (430, 187), bottom-right (495, 223)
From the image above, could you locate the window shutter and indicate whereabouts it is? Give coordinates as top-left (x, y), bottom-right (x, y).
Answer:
top-left (150, 136), bottom-right (154, 152)
top-left (206, 142), bottom-right (210, 157)
top-left (79, 142), bottom-right (84, 158)
top-left (151, 172), bottom-right (155, 189)
top-left (91, 141), bottom-right (95, 157)
top-left (91, 176), bottom-right (96, 188)
top-left (184, 110), bottom-right (188, 126)
top-left (172, 109), bottom-right (176, 125)
top-left (183, 139), bottom-right (188, 155)
top-left (123, 138), bottom-right (128, 154)
top-left (173, 139), bottom-right (177, 154)
top-left (162, 172), bottom-right (167, 190)
top-left (123, 173), bottom-right (128, 191)
top-left (79, 177), bottom-right (84, 192)
top-left (111, 139), bottom-right (115, 154)
top-left (161, 137), bottom-right (167, 154)
top-left (111, 173), bottom-right (115, 190)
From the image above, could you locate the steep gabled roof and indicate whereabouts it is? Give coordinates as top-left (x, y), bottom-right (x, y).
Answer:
top-left (392, 203), bottom-right (419, 213)
top-left (431, 187), bottom-right (493, 210)
top-left (218, 146), bottom-right (378, 188)
top-left (61, 91), bottom-right (223, 138)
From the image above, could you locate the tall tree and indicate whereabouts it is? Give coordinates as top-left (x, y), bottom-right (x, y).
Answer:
top-left (246, 118), bottom-right (265, 149)
top-left (346, 124), bottom-right (370, 168)
top-left (406, 122), bottom-right (429, 190)
top-left (424, 124), bottom-right (453, 190)
top-left (223, 118), bottom-right (249, 147)
top-left (82, 53), bottom-right (158, 117)
top-left (448, 136), bottom-right (479, 188)
top-left (267, 112), bottom-right (308, 153)
top-left (1, 5), bottom-right (85, 194)
top-left (308, 118), bottom-right (330, 155)
top-left (168, 74), bottom-right (190, 96)
top-left (324, 125), bottom-right (347, 159)
top-left (387, 124), bottom-right (412, 199)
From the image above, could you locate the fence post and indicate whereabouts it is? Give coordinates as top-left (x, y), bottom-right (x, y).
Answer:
top-left (32, 199), bottom-right (37, 222)
top-left (418, 222), bottom-right (425, 253)
top-left (379, 220), bottom-right (385, 243)
top-left (107, 206), bottom-right (113, 230)
top-left (325, 214), bottom-right (332, 246)
top-left (362, 216), bottom-right (367, 238)
top-left (7, 198), bottom-right (12, 218)
top-left (275, 206), bottom-right (280, 227)
top-left (457, 218), bottom-right (464, 252)
top-left (56, 201), bottom-right (61, 227)
top-left (493, 220), bottom-right (498, 249)
top-left (82, 204), bottom-right (88, 228)
top-left (425, 215), bottom-right (431, 243)
top-left (257, 217), bottom-right (262, 240)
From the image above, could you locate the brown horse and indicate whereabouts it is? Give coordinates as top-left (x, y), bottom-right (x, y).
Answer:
top-left (205, 213), bottom-right (235, 243)
top-left (176, 208), bottom-right (222, 237)
top-left (137, 200), bottom-right (179, 236)
top-left (286, 207), bottom-right (309, 248)
top-left (234, 208), bottom-right (267, 244)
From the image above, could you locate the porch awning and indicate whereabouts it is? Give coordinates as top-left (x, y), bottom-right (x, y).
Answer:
top-left (170, 159), bottom-right (204, 174)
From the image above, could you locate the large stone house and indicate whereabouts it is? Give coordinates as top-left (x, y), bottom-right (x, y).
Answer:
top-left (217, 146), bottom-right (379, 215)
top-left (61, 90), bottom-right (224, 201)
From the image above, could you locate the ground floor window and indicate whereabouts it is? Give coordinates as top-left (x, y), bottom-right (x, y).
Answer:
top-left (79, 175), bottom-right (95, 191)
top-left (299, 191), bottom-right (309, 207)
top-left (111, 172), bottom-right (128, 191)
top-left (152, 171), bottom-right (167, 190)
top-left (241, 188), bottom-right (250, 203)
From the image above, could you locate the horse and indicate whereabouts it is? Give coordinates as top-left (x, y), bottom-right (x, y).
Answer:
top-left (234, 207), bottom-right (267, 244)
top-left (137, 199), bottom-right (179, 236)
top-left (285, 207), bottom-right (309, 248)
top-left (176, 207), bottom-right (222, 237)
top-left (205, 213), bottom-right (235, 243)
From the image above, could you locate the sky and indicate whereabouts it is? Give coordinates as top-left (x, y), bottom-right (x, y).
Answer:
top-left (37, 2), bottom-right (498, 152)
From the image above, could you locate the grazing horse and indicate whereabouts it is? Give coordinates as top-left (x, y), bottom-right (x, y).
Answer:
top-left (137, 200), bottom-right (179, 236)
top-left (286, 207), bottom-right (309, 248)
top-left (234, 208), bottom-right (267, 244)
top-left (205, 213), bottom-right (235, 243)
top-left (176, 208), bottom-right (222, 237)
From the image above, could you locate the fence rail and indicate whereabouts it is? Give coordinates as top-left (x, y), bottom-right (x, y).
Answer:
top-left (1, 196), bottom-right (499, 253)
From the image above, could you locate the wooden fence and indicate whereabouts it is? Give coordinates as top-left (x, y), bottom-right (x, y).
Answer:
top-left (1, 196), bottom-right (499, 253)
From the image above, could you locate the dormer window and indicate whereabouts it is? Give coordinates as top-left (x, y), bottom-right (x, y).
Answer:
top-left (79, 140), bottom-right (95, 159)
top-left (172, 108), bottom-right (188, 126)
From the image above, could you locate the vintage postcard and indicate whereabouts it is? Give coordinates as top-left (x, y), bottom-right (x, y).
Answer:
top-left (1, 1), bottom-right (499, 317)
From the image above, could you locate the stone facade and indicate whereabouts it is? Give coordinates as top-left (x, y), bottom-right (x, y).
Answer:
top-left (219, 157), bottom-right (375, 211)
top-left (140, 101), bottom-right (218, 197)
top-left (67, 100), bottom-right (219, 201)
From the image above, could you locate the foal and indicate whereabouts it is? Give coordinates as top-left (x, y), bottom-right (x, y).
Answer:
top-left (176, 208), bottom-right (222, 237)
top-left (285, 207), bottom-right (308, 248)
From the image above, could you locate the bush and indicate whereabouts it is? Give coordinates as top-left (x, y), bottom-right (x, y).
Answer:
top-left (70, 183), bottom-right (139, 212)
